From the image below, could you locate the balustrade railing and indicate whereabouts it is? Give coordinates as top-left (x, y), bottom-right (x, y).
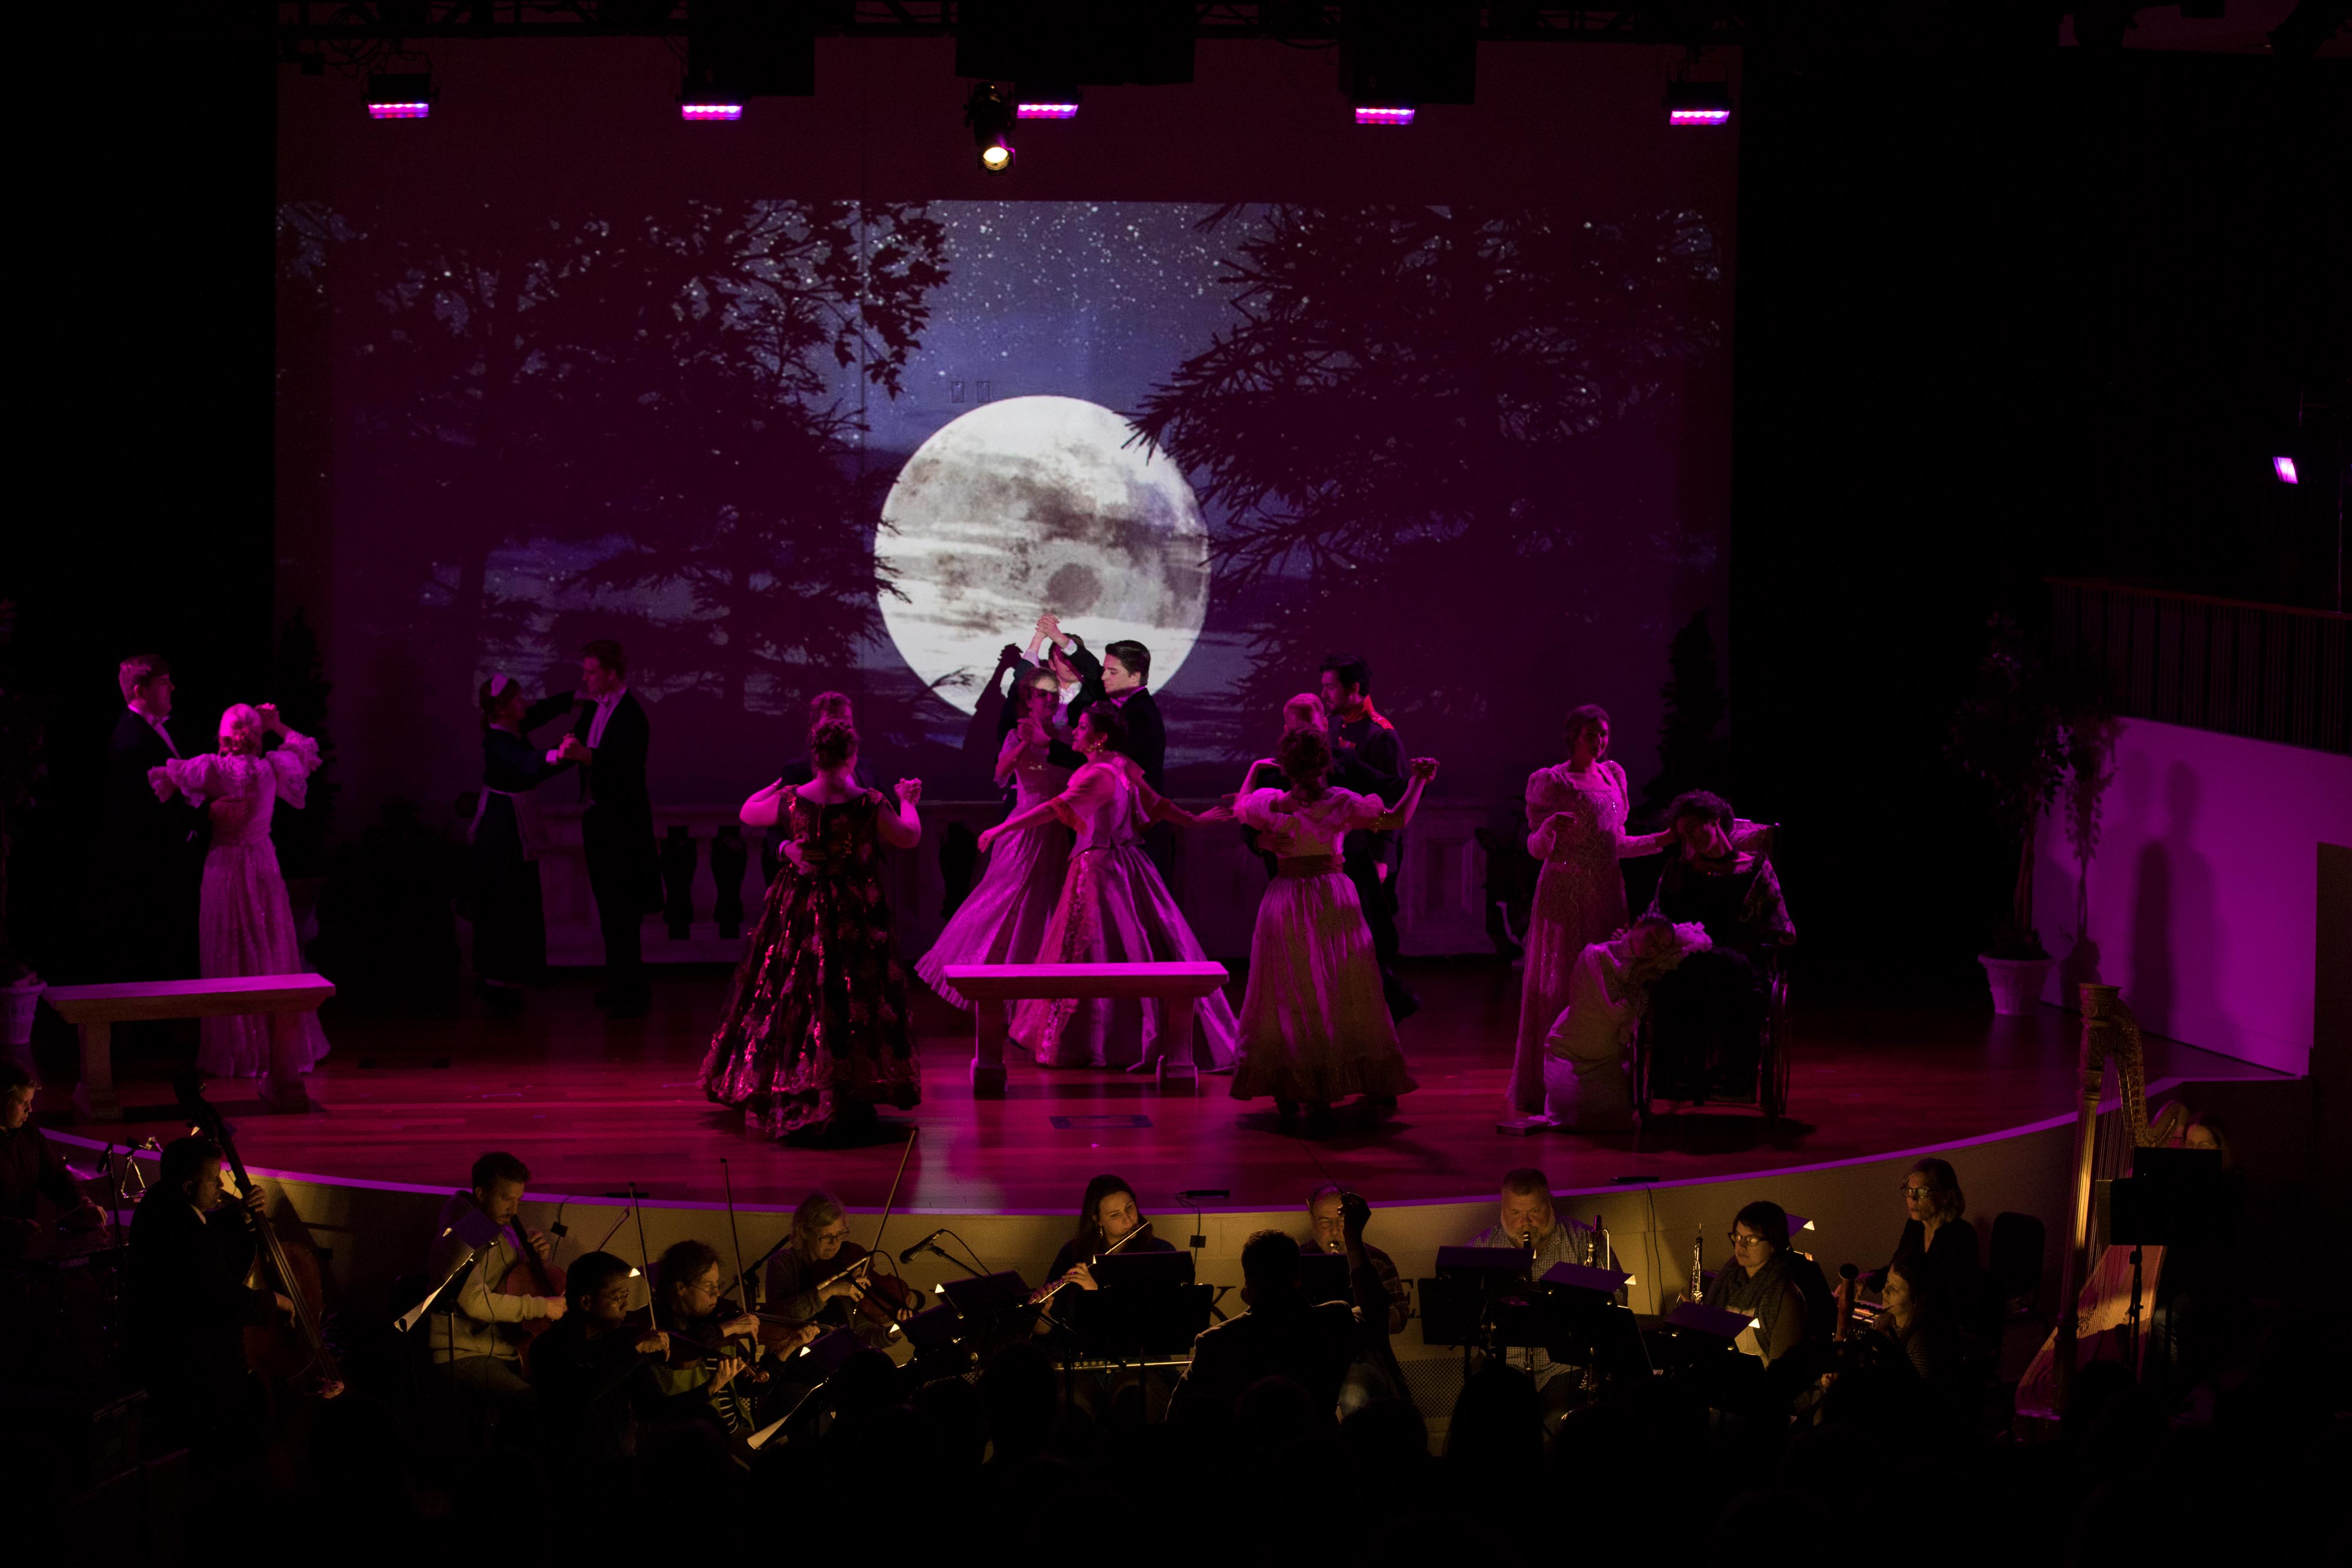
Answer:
top-left (2047, 578), bottom-right (2349, 754)
top-left (528, 800), bottom-right (1496, 970)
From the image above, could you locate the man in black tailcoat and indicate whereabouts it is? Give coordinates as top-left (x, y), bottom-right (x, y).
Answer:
top-left (95, 653), bottom-right (205, 983)
top-left (556, 640), bottom-right (659, 1018)
top-left (1320, 654), bottom-right (1416, 1021)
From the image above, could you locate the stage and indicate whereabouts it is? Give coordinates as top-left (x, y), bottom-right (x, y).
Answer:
top-left (39, 962), bottom-right (2281, 1215)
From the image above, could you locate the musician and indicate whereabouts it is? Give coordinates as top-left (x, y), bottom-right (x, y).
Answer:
top-left (1873, 1251), bottom-right (1960, 1397)
top-left (1044, 1173), bottom-right (1177, 1292)
top-left (1303, 1182), bottom-right (1408, 1336)
top-left (763, 1190), bottom-right (916, 1350)
top-left (1171, 1229), bottom-right (1368, 1418)
top-left (1865, 1158), bottom-right (1981, 1325)
top-left (1464, 1168), bottom-right (1593, 1397)
top-left (649, 1239), bottom-right (760, 1422)
top-left (1702, 1201), bottom-right (1811, 1365)
top-left (126, 1135), bottom-right (292, 1452)
top-left (1, 1061), bottom-right (105, 1254)
top-left (425, 1150), bottom-right (566, 1408)
top-left (528, 1249), bottom-right (681, 1463)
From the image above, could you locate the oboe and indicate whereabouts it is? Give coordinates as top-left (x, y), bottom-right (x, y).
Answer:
top-left (1688, 1228), bottom-right (1705, 1305)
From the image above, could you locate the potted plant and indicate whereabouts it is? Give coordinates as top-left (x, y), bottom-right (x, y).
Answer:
top-left (1947, 615), bottom-right (2083, 1014)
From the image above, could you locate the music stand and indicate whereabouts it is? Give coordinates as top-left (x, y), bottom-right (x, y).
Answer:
top-left (1077, 1251), bottom-right (1208, 1360)
top-left (1298, 1250), bottom-right (1352, 1306)
top-left (2109, 1146), bottom-right (2226, 1366)
top-left (1539, 1263), bottom-right (1651, 1381)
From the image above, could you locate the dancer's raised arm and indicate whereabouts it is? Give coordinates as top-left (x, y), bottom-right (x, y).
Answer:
top-left (739, 779), bottom-right (789, 828)
top-left (876, 778), bottom-right (923, 848)
top-left (1361, 757), bottom-right (1439, 833)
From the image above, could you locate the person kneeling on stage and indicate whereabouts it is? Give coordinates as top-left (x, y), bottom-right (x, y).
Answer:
top-left (425, 1151), bottom-right (566, 1412)
top-left (1645, 793), bottom-right (1792, 1099)
top-left (1539, 917), bottom-right (1709, 1132)
top-left (1172, 1229), bottom-right (1372, 1419)
top-left (1, 1061), bottom-right (106, 1255)
top-left (127, 1135), bottom-right (296, 1456)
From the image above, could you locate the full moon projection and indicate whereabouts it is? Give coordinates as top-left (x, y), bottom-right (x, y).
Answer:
top-left (877, 395), bottom-right (1212, 714)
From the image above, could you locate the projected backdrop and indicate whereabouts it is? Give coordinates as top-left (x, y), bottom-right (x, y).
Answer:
top-left (282, 197), bottom-right (1728, 818)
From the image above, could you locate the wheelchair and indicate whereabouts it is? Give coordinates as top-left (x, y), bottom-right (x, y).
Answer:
top-left (1627, 833), bottom-right (1793, 1126)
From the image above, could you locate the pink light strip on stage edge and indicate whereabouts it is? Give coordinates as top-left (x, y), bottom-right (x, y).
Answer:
top-left (1354, 106), bottom-right (1415, 126)
top-left (366, 103), bottom-right (432, 120)
top-left (1669, 108), bottom-right (1733, 126)
top-left (1016, 103), bottom-right (1078, 119)
top-left (679, 103), bottom-right (744, 121)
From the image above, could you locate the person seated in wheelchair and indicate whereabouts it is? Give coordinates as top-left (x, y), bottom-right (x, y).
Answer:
top-left (1643, 791), bottom-right (1795, 1101)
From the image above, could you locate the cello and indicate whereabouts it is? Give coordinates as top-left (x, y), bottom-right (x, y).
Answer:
top-left (177, 1078), bottom-right (344, 1401)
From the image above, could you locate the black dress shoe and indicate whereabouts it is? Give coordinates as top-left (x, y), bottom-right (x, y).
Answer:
top-left (1387, 989), bottom-right (1421, 1023)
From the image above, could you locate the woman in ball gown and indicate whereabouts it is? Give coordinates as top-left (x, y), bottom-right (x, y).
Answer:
top-left (700, 717), bottom-right (923, 1144)
top-left (977, 704), bottom-right (1238, 1072)
top-left (917, 666), bottom-right (1073, 1014)
top-left (1505, 705), bottom-right (1679, 1115)
top-left (466, 674), bottom-right (576, 1001)
top-left (1229, 717), bottom-right (1438, 1132)
top-left (147, 702), bottom-right (329, 1078)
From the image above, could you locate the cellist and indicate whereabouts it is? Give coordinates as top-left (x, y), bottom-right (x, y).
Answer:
top-left (425, 1150), bottom-right (566, 1411)
top-left (126, 1135), bottom-right (301, 1460)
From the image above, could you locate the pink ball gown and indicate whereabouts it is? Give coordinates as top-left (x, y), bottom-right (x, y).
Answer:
top-left (1010, 759), bottom-right (1238, 1070)
top-left (1228, 787), bottom-right (1418, 1104)
top-left (148, 733), bottom-right (329, 1078)
top-left (916, 724), bottom-right (1071, 1012)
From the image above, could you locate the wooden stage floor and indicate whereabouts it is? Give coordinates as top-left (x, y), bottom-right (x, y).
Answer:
top-left (44, 964), bottom-right (2280, 1213)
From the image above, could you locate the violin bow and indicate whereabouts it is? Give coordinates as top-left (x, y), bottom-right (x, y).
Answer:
top-left (722, 1158), bottom-right (754, 1308)
top-left (868, 1126), bottom-right (917, 1271)
top-left (628, 1182), bottom-right (659, 1331)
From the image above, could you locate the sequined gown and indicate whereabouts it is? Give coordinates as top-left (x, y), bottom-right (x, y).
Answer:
top-left (148, 734), bottom-right (328, 1078)
top-left (699, 790), bottom-right (919, 1139)
top-left (1507, 760), bottom-right (1671, 1114)
top-left (916, 726), bottom-right (1071, 1012)
top-left (1228, 788), bottom-right (1417, 1104)
top-left (1010, 760), bottom-right (1240, 1070)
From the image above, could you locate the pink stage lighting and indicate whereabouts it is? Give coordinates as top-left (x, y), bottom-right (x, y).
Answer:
top-left (2273, 456), bottom-right (2300, 485)
top-left (1016, 101), bottom-right (1078, 119)
top-left (1354, 105), bottom-right (1416, 126)
top-left (679, 101), bottom-right (744, 121)
top-left (1664, 82), bottom-right (1733, 127)
top-left (366, 73), bottom-right (434, 121)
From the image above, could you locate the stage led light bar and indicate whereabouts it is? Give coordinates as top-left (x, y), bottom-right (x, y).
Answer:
top-left (679, 99), bottom-right (744, 121)
top-left (366, 73), bottom-right (435, 121)
top-left (1017, 101), bottom-right (1080, 119)
top-left (1353, 105), bottom-right (1416, 126)
top-left (1015, 83), bottom-right (1081, 120)
top-left (1665, 81), bottom-right (1733, 127)
top-left (2273, 455), bottom-right (2300, 484)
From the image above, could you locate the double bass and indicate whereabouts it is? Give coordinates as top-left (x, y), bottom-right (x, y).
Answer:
top-left (177, 1079), bottom-right (344, 1400)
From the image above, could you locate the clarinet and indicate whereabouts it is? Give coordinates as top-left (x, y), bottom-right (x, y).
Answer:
top-left (1689, 1228), bottom-right (1705, 1306)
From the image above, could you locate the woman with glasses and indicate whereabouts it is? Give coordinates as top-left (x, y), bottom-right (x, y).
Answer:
top-left (1703, 1201), bottom-right (1812, 1365)
top-left (1866, 1158), bottom-right (1980, 1327)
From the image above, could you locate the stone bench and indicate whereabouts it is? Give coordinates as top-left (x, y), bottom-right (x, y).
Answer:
top-left (44, 973), bottom-right (337, 1121)
top-left (941, 961), bottom-right (1232, 1096)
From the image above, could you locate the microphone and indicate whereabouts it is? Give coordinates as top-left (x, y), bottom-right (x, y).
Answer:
top-left (899, 1226), bottom-right (951, 1264)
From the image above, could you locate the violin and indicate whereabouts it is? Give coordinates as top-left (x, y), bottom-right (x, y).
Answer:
top-left (813, 1241), bottom-right (924, 1336)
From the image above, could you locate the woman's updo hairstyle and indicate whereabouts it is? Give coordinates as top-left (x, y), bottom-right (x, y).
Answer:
top-left (810, 717), bottom-right (858, 770)
top-left (1081, 703), bottom-right (1130, 755)
top-left (1276, 726), bottom-right (1334, 787)
top-left (477, 675), bottom-right (517, 728)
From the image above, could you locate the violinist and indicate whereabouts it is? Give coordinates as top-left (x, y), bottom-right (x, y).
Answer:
top-left (650, 1239), bottom-right (764, 1426)
top-left (1041, 1173), bottom-right (1175, 1295)
top-left (126, 1135), bottom-right (292, 1456)
top-left (425, 1151), bottom-right (566, 1410)
top-left (530, 1250), bottom-right (694, 1465)
top-left (763, 1191), bottom-right (917, 1350)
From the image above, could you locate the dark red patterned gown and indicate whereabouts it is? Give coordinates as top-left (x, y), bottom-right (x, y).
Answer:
top-left (699, 790), bottom-right (920, 1141)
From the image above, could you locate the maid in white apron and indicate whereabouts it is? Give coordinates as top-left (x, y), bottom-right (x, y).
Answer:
top-left (469, 674), bottom-right (578, 992)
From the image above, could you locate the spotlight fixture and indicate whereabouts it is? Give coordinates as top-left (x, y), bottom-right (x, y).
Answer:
top-left (965, 82), bottom-right (1016, 174)
top-left (1665, 80), bottom-right (1733, 127)
top-left (1353, 104), bottom-right (1416, 126)
top-left (1015, 83), bottom-right (1081, 120)
top-left (2274, 456), bottom-right (2301, 486)
top-left (365, 72), bottom-right (435, 121)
